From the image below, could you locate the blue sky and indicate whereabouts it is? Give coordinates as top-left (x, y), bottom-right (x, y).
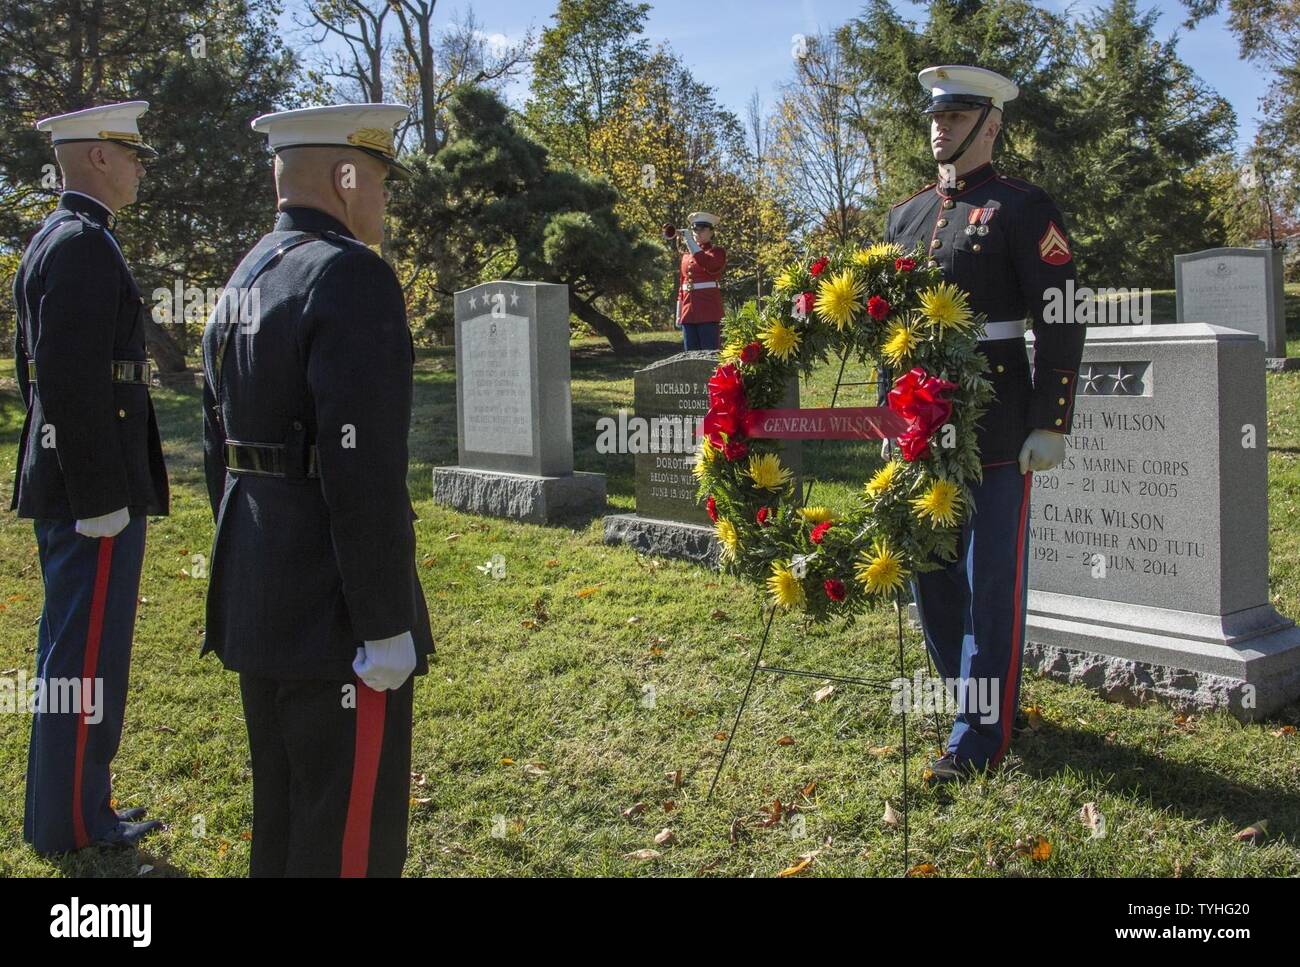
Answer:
top-left (287, 0), bottom-right (1266, 153)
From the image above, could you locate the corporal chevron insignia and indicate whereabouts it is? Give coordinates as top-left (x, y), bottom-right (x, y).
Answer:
top-left (1038, 220), bottom-right (1072, 265)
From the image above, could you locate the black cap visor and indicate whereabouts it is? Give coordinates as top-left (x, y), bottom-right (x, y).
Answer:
top-left (923, 94), bottom-right (995, 115)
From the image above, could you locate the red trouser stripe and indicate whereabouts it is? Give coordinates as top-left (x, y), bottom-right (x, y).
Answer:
top-left (72, 536), bottom-right (115, 848)
top-left (340, 681), bottom-right (388, 877)
top-left (993, 473), bottom-right (1033, 766)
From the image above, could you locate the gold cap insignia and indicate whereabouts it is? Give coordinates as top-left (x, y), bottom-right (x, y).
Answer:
top-left (98, 130), bottom-right (142, 144)
top-left (347, 128), bottom-right (395, 157)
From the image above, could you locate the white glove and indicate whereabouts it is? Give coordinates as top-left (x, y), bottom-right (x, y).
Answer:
top-left (75, 507), bottom-right (131, 539)
top-left (353, 631), bottom-right (417, 691)
top-left (1018, 429), bottom-right (1066, 474)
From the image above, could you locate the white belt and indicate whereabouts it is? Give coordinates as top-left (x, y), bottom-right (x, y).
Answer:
top-left (978, 319), bottom-right (1027, 341)
top-left (681, 281), bottom-right (718, 292)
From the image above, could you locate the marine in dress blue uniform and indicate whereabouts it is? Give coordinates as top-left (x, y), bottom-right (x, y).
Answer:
top-left (884, 67), bottom-right (1085, 780)
top-left (201, 104), bottom-right (433, 876)
top-left (11, 102), bottom-right (170, 853)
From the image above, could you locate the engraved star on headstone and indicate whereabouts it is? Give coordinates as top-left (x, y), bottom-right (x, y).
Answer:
top-left (468, 294), bottom-right (477, 309)
top-left (1081, 364), bottom-right (1105, 395)
top-left (510, 291), bottom-right (520, 307)
top-left (1109, 364), bottom-right (1134, 394)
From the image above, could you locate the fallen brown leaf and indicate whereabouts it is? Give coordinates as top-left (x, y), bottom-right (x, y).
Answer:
top-left (758, 800), bottom-right (783, 828)
top-left (778, 857), bottom-right (812, 877)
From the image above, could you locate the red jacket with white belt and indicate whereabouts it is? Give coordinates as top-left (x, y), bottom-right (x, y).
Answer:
top-left (677, 243), bottom-right (726, 324)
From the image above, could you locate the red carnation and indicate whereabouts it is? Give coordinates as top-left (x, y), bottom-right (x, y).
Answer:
top-left (824, 579), bottom-right (847, 602)
top-left (740, 341), bottom-right (763, 364)
top-left (706, 495), bottom-right (718, 522)
top-left (867, 295), bottom-right (891, 321)
top-left (703, 363), bottom-right (749, 448)
top-left (895, 257), bottom-right (916, 272)
top-left (756, 506), bottom-right (770, 526)
top-left (723, 440), bottom-right (748, 461)
top-left (886, 367), bottom-right (958, 462)
top-left (793, 291), bottom-right (816, 318)
top-left (810, 256), bottom-right (830, 277)
top-left (810, 521), bottom-right (833, 544)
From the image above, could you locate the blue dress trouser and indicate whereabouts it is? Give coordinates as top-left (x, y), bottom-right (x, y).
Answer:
top-left (910, 463), bottom-right (1032, 770)
top-left (682, 321), bottom-right (720, 350)
top-left (23, 515), bottom-right (147, 854)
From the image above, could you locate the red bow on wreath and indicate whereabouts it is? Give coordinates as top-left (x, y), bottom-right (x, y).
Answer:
top-left (703, 363), bottom-right (748, 448)
top-left (886, 367), bottom-right (957, 461)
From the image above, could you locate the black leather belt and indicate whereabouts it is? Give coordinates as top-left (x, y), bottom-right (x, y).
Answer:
top-left (224, 440), bottom-right (320, 478)
top-left (25, 359), bottom-right (151, 385)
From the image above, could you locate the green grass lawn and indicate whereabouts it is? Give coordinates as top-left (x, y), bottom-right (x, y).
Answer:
top-left (1, 313), bottom-right (1299, 878)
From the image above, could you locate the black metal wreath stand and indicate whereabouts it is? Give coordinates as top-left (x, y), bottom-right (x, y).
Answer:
top-left (704, 350), bottom-right (953, 877)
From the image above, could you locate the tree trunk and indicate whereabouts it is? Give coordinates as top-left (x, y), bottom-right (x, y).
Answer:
top-left (142, 315), bottom-right (189, 373)
top-left (569, 292), bottom-right (634, 355)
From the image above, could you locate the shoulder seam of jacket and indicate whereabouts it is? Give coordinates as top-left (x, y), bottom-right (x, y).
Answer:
top-left (890, 183), bottom-right (936, 209)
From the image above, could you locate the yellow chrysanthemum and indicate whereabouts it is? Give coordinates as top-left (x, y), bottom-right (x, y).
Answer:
top-left (851, 242), bottom-right (904, 272)
top-left (864, 460), bottom-right (902, 498)
top-left (760, 319), bottom-right (801, 361)
top-left (746, 452), bottom-right (793, 491)
top-left (918, 282), bottom-right (974, 331)
top-left (767, 561), bottom-right (806, 609)
top-left (774, 265), bottom-right (805, 293)
top-left (814, 269), bottom-right (865, 331)
top-left (881, 319), bottom-right (920, 366)
top-left (716, 518), bottom-right (740, 562)
top-left (855, 539), bottom-right (908, 595)
top-left (692, 436), bottom-right (717, 481)
top-left (911, 478), bottom-right (963, 527)
top-left (798, 505), bottom-right (833, 524)
top-left (719, 341), bottom-right (742, 363)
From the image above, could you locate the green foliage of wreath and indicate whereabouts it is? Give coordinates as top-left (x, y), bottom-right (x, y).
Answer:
top-left (693, 241), bottom-right (996, 621)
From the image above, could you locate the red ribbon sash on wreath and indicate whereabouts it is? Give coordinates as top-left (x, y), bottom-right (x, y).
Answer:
top-left (705, 363), bottom-right (957, 459)
top-left (742, 406), bottom-right (908, 440)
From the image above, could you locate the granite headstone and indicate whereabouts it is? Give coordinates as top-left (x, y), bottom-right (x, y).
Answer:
top-left (433, 281), bottom-right (605, 523)
top-left (1175, 246), bottom-right (1290, 362)
top-left (1022, 323), bottom-right (1300, 719)
top-left (604, 351), bottom-right (801, 565)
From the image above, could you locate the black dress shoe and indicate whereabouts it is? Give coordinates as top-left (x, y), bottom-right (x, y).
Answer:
top-left (91, 819), bottom-right (163, 849)
top-left (116, 807), bottom-right (148, 822)
top-left (925, 752), bottom-right (978, 785)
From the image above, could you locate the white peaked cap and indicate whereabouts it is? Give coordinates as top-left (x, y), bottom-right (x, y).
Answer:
top-left (918, 65), bottom-right (1019, 113)
top-left (689, 212), bottom-right (720, 227)
top-left (250, 103), bottom-right (413, 178)
top-left (35, 101), bottom-right (157, 158)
